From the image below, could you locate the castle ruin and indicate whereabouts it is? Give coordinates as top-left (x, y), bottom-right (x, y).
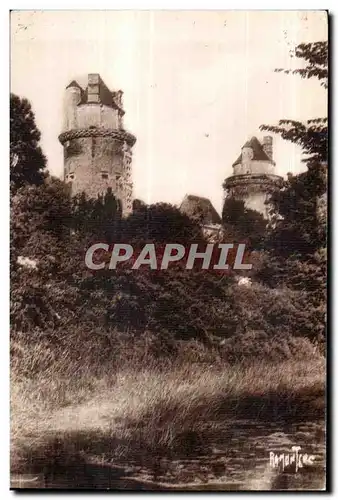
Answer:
top-left (59, 75), bottom-right (283, 223)
top-left (223, 136), bottom-right (283, 218)
top-left (59, 74), bottom-right (136, 216)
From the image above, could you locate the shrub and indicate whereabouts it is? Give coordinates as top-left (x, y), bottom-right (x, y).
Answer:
top-left (218, 331), bottom-right (320, 363)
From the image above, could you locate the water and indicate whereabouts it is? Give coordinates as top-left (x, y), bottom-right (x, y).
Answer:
top-left (126, 419), bottom-right (326, 491)
top-left (11, 419), bottom-right (325, 491)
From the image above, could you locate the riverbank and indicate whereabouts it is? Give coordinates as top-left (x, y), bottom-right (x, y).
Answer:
top-left (11, 356), bottom-right (325, 489)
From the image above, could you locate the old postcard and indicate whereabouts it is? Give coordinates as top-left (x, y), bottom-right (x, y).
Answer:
top-left (10, 10), bottom-right (327, 491)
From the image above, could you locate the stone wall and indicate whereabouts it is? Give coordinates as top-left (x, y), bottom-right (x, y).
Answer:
top-left (224, 174), bottom-right (283, 219)
top-left (60, 74), bottom-right (135, 216)
top-left (233, 160), bottom-right (275, 176)
top-left (61, 132), bottom-right (134, 215)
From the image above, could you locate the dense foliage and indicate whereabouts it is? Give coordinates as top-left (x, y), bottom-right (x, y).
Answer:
top-left (10, 94), bottom-right (47, 192)
top-left (11, 174), bottom-right (325, 363)
top-left (221, 198), bottom-right (267, 250)
top-left (256, 40), bottom-right (328, 342)
top-left (11, 45), bottom-right (327, 366)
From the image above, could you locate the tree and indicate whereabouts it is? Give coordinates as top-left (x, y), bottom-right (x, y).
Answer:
top-left (120, 202), bottom-right (204, 245)
top-left (257, 41), bottom-right (328, 342)
top-left (222, 198), bottom-right (267, 250)
top-left (260, 41), bottom-right (328, 168)
top-left (11, 177), bottom-right (71, 259)
top-left (265, 167), bottom-right (327, 258)
top-left (10, 93), bottom-right (47, 192)
top-left (260, 40), bottom-right (328, 258)
top-left (70, 189), bottom-right (121, 244)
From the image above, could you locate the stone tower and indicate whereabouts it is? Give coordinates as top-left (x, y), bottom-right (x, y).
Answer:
top-left (59, 74), bottom-right (136, 216)
top-left (223, 136), bottom-right (283, 218)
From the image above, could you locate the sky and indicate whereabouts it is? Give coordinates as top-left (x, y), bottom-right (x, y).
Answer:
top-left (11, 10), bottom-right (327, 213)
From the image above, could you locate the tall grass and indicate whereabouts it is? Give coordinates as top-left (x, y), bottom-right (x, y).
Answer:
top-left (11, 347), bottom-right (325, 484)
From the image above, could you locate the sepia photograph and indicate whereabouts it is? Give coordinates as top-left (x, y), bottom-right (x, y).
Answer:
top-left (10, 10), bottom-right (328, 491)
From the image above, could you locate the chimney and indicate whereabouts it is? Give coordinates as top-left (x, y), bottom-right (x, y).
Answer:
top-left (87, 73), bottom-right (100, 103)
top-left (262, 136), bottom-right (273, 160)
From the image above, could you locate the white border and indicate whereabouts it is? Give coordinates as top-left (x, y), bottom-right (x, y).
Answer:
top-left (4, 1), bottom-right (335, 9)
top-left (3, 3), bottom-right (334, 499)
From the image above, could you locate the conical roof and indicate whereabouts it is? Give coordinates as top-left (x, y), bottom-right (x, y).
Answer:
top-left (66, 80), bottom-right (83, 90)
top-left (232, 136), bottom-right (272, 166)
top-left (65, 75), bottom-right (123, 111)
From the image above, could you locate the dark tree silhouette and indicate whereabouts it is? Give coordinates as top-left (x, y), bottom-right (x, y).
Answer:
top-left (256, 41), bottom-right (328, 342)
top-left (10, 93), bottom-right (47, 192)
top-left (222, 198), bottom-right (267, 250)
top-left (259, 40), bottom-right (328, 259)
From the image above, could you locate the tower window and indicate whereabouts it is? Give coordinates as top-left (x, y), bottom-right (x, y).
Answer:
top-left (116, 174), bottom-right (121, 181)
top-left (68, 173), bottom-right (75, 180)
top-left (101, 173), bottom-right (108, 179)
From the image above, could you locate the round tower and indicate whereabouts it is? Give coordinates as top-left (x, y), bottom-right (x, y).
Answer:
top-left (59, 74), bottom-right (136, 216)
top-left (223, 136), bottom-right (283, 219)
top-left (63, 81), bottom-right (82, 130)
